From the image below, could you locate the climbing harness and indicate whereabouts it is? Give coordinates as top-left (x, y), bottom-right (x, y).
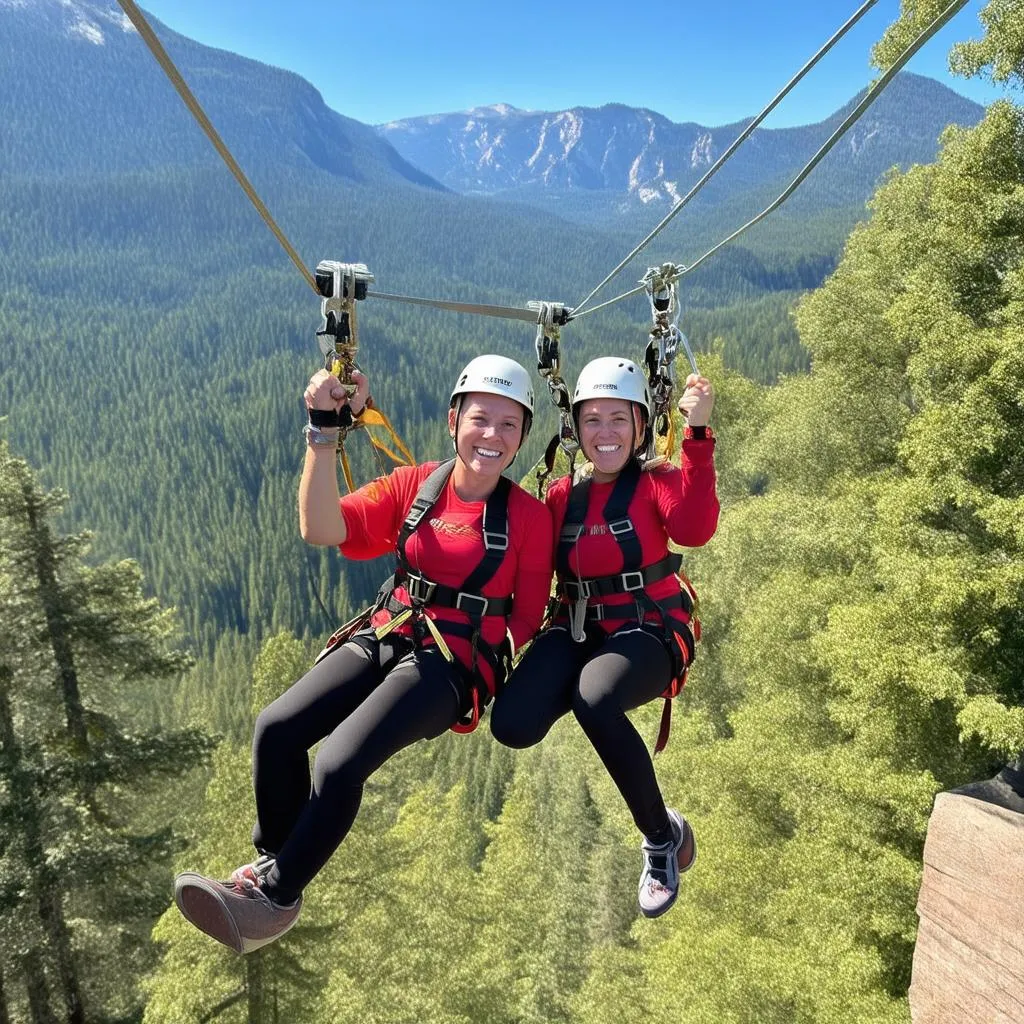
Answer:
top-left (316, 460), bottom-right (515, 732)
top-left (554, 459), bottom-right (700, 752)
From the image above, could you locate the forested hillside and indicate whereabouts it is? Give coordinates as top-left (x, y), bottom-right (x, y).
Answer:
top-left (2, 0), bottom-right (1022, 1020)
top-left (0, 0), bottom-right (876, 659)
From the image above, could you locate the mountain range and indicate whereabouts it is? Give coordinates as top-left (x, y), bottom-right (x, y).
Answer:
top-left (0, 0), bottom-right (1001, 651)
top-left (0, 0), bottom-right (440, 188)
top-left (377, 75), bottom-right (984, 219)
top-left (1, 0), bottom-right (985, 224)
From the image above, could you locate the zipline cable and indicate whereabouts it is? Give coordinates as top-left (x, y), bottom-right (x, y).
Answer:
top-left (569, 0), bottom-right (972, 323)
top-left (116, 0), bottom-right (558, 328)
top-left (365, 291), bottom-right (547, 324)
top-left (114, 0), bottom-right (319, 294)
top-left (118, 0), bottom-right (969, 336)
top-left (571, 0), bottom-right (880, 319)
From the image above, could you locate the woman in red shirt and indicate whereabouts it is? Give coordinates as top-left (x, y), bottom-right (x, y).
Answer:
top-left (491, 356), bottom-right (718, 919)
top-left (175, 355), bottom-right (553, 953)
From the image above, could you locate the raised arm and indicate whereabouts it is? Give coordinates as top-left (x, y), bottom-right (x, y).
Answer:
top-left (298, 369), bottom-right (369, 546)
top-left (657, 374), bottom-right (720, 547)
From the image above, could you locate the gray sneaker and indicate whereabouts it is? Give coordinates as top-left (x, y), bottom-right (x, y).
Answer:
top-left (174, 859), bottom-right (302, 955)
top-left (638, 808), bottom-right (697, 919)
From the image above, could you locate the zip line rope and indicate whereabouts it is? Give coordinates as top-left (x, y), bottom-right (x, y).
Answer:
top-left (676, 0), bottom-right (970, 281)
top-left (113, 0), bottom-right (551, 328)
top-left (117, 0), bottom-right (970, 335)
top-left (570, 0), bottom-right (880, 319)
top-left (569, 0), bottom-right (972, 323)
top-left (364, 291), bottom-right (544, 324)
top-left (114, 0), bottom-right (319, 294)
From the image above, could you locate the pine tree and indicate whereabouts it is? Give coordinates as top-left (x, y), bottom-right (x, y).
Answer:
top-left (0, 440), bottom-right (216, 1023)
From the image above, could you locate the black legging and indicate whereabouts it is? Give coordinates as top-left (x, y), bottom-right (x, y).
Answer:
top-left (250, 635), bottom-right (463, 903)
top-left (490, 625), bottom-right (673, 840)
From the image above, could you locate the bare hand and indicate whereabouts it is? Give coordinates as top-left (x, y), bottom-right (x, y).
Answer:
top-left (304, 369), bottom-right (370, 416)
top-left (677, 374), bottom-right (714, 427)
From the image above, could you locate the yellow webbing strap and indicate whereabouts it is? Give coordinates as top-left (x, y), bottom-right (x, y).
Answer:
top-left (359, 408), bottom-right (416, 467)
top-left (338, 447), bottom-right (357, 493)
top-left (658, 415), bottom-right (676, 461)
top-left (336, 406), bottom-right (416, 493)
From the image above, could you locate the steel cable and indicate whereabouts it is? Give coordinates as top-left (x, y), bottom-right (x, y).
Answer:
top-left (571, 0), bottom-right (880, 318)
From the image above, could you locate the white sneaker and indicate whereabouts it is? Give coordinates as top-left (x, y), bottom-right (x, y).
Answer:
top-left (638, 808), bottom-right (697, 919)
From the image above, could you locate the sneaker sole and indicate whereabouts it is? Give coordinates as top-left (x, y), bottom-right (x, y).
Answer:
top-left (174, 873), bottom-right (243, 955)
top-left (668, 809), bottom-right (698, 874)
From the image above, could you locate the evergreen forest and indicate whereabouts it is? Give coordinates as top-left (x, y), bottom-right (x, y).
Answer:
top-left (1, 0), bottom-right (1022, 1021)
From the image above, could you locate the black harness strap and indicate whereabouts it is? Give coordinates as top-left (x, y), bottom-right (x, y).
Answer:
top-left (560, 553), bottom-right (689, 604)
top-left (554, 456), bottom-right (693, 664)
top-left (381, 461), bottom-right (514, 732)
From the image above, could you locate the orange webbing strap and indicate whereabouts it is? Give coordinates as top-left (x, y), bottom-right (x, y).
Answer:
top-left (337, 404), bottom-right (416, 494)
top-left (359, 407), bottom-right (415, 465)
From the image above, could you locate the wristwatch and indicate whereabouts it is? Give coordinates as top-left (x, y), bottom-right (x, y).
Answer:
top-left (303, 423), bottom-right (340, 448)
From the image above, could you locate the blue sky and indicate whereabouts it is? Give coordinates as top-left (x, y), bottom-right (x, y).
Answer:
top-left (138, 0), bottom-right (1013, 127)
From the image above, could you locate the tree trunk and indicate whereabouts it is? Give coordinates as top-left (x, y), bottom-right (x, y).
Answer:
top-left (21, 950), bottom-right (57, 1024)
top-left (246, 950), bottom-right (270, 1024)
top-left (0, 677), bottom-right (86, 1024)
top-left (0, 960), bottom-right (12, 1024)
top-left (20, 480), bottom-right (87, 750)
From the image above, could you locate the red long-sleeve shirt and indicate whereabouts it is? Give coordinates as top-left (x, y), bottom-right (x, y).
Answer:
top-left (339, 462), bottom-right (553, 689)
top-left (545, 437), bottom-right (719, 634)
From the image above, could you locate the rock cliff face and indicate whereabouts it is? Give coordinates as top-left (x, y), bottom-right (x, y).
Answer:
top-left (910, 788), bottom-right (1024, 1023)
top-left (377, 75), bottom-right (985, 206)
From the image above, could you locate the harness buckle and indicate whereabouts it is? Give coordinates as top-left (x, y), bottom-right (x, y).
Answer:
top-left (620, 571), bottom-right (645, 592)
top-left (455, 592), bottom-right (489, 619)
top-left (483, 530), bottom-right (509, 552)
top-left (564, 579), bottom-right (592, 601)
top-left (405, 574), bottom-right (436, 603)
top-left (404, 503), bottom-right (430, 530)
top-left (608, 518), bottom-right (635, 536)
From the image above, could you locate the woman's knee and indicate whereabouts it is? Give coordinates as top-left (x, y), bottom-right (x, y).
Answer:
top-left (253, 699), bottom-right (301, 760)
top-left (571, 674), bottom-right (622, 724)
top-left (489, 697), bottom-right (549, 749)
top-left (311, 742), bottom-right (366, 796)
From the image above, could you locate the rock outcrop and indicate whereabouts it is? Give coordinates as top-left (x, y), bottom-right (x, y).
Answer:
top-left (910, 767), bottom-right (1024, 1024)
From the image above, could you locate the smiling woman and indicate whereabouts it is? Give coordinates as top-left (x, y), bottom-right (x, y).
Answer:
top-left (491, 354), bottom-right (719, 919)
top-left (173, 354), bottom-right (552, 955)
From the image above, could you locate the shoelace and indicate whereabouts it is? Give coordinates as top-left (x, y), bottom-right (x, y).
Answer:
top-left (228, 854), bottom-right (276, 890)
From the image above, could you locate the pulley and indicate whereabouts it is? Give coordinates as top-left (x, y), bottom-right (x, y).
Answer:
top-left (315, 261), bottom-right (375, 429)
top-left (641, 263), bottom-right (699, 457)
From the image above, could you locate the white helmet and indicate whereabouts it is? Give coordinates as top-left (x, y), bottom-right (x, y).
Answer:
top-left (450, 354), bottom-right (535, 419)
top-left (572, 357), bottom-right (650, 415)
